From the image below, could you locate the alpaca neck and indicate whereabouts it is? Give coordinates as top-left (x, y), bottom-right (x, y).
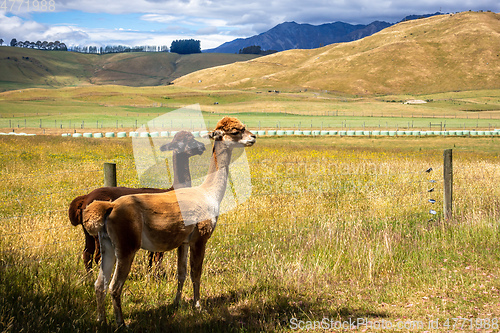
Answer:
top-left (172, 153), bottom-right (191, 188)
top-left (200, 141), bottom-right (232, 204)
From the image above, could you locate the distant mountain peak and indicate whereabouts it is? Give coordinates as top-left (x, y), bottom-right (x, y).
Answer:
top-left (205, 20), bottom-right (392, 53)
top-left (204, 13), bottom-right (444, 54)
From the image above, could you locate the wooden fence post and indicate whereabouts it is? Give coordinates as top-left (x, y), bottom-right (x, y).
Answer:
top-left (443, 149), bottom-right (453, 219)
top-left (104, 162), bottom-right (117, 187)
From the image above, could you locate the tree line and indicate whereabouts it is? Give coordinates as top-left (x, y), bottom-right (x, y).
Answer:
top-left (1, 37), bottom-right (202, 55)
top-left (170, 39), bottom-right (201, 54)
top-left (238, 45), bottom-right (277, 55)
top-left (70, 45), bottom-right (170, 54)
top-left (3, 38), bottom-right (67, 51)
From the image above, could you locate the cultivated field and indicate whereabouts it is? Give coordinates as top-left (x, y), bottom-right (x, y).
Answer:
top-left (1, 135), bottom-right (499, 332)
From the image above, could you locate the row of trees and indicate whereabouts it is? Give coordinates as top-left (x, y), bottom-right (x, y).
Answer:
top-left (1, 37), bottom-right (202, 55)
top-left (70, 45), bottom-right (170, 54)
top-left (71, 40), bottom-right (203, 55)
top-left (2, 38), bottom-right (67, 50)
top-left (238, 45), bottom-right (277, 55)
top-left (170, 39), bottom-right (201, 54)
top-left (2, 38), bottom-right (280, 57)
top-left (71, 41), bottom-right (201, 54)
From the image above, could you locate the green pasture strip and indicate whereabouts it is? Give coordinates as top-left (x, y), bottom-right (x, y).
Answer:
top-left (0, 107), bottom-right (499, 131)
top-left (0, 136), bottom-right (499, 332)
top-left (219, 112), bottom-right (500, 131)
top-left (0, 87), bottom-right (499, 131)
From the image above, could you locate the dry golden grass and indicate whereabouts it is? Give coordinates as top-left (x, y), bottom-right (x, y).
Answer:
top-left (0, 135), bottom-right (499, 332)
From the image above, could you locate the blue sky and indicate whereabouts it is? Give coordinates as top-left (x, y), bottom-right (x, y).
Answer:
top-left (1, 0), bottom-right (498, 50)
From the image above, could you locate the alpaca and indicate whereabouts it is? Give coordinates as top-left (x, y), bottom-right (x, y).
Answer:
top-left (68, 131), bottom-right (206, 272)
top-left (82, 117), bottom-right (256, 326)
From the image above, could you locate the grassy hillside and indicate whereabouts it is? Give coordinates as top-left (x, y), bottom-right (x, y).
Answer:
top-left (0, 47), bottom-right (94, 91)
top-left (90, 52), bottom-right (259, 86)
top-left (174, 11), bottom-right (500, 95)
top-left (0, 47), bottom-right (259, 91)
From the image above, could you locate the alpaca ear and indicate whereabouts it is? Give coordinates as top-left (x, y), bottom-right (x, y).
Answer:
top-left (160, 141), bottom-right (182, 152)
top-left (208, 130), bottom-right (224, 140)
top-left (159, 142), bottom-right (171, 151)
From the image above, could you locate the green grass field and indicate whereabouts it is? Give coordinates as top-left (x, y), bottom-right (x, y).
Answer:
top-left (0, 135), bottom-right (499, 332)
top-left (0, 86), bottom-right (499, 134)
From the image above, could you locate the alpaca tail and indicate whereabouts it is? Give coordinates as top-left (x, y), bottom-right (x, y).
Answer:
top-left (68, 195), bottom-right (86, 226)
top-left (82, 200), bottom-right (114, 236)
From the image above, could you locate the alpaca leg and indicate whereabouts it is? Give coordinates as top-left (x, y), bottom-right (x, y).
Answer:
top-left (147, 251), bottom-right (154, 268)
top-left (174, 242), bottom-right (189, 306)
top-left (95, 233), bottom-right (116, 323)
top-left (147, 251), bottom-right (164, 269)
top-left (190, 239), bottom-right (207, 309)
top-left (83, 250), bottom-right (93, 272)
top-left (154, 252), bottom-right (164, 265)
top-left (83, 227), bottom-right (96, 272)
top-left (105, 214), bottom-right (141, 326)
top-left (109, 253), bottom-right (135, 327)
top-left (94, 236), bottom-right (101, 265)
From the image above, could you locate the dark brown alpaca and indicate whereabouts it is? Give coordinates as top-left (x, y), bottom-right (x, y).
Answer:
top-left (68, 131), bottom-right (205, 272)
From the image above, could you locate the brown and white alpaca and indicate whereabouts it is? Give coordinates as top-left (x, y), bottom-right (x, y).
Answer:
top-left (83, 117), bottom-right (256, 326)
top-left (68, 130), bottom-right (206, 272)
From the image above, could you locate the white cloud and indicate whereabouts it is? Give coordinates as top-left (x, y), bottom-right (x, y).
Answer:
top-left (141, 14), bottom-right (181, 23)
top-left (196, 26), bottom-right (218, 35)
top-left (0, 13), bottom-right (45, 39)
top-left (41, 25), bottom-right (90, 42)
top-left (0, 13), bottom-right (91, 44)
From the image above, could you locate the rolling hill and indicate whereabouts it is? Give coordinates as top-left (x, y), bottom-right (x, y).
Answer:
top-left (0, 48), bottom-right (259, 92)
top-left (174, 11), bottom-right (500, 95)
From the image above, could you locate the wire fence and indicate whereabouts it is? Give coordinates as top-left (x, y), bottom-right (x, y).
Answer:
top-left (1, 111), bottom-right (500, 133)
top-left (1, 149), bottom-right (499, 270)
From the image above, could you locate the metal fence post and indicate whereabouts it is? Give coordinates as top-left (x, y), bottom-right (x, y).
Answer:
top-left (104, 162), bottom-right (117, 187)
top-left (443, 149), bottom-right (453, 219)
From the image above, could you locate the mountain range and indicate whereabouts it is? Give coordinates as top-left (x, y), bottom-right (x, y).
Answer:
top-left (205, 13), bottom-right (442, 53)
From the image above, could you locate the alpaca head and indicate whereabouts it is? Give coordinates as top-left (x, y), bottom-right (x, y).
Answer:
top-left (209, 117), bottom-right (256, 148)
top-left (160, 131), bottom-right (206, 156)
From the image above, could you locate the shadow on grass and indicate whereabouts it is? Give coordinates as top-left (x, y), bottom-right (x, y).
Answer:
top-left (128, 285), bottom-right (389, 332)
top-left (0, 258), bottom-right (115, 333)
top-left (1, 257), bottom-right (388, 332)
